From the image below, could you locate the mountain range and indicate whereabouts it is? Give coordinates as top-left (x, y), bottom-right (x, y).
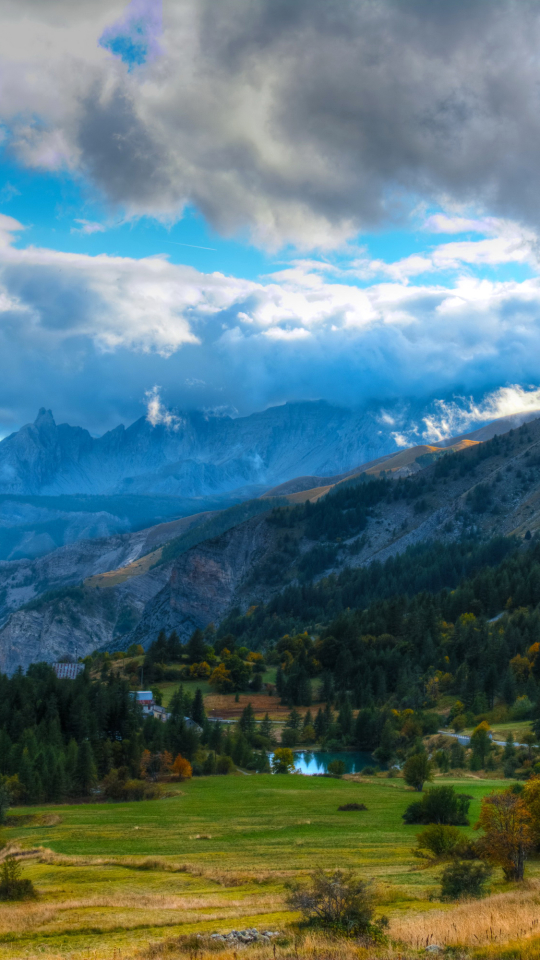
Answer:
top-left (0, 402), bottom-right (401, 498)
top-left (1, 403), bottom-right (540, 672)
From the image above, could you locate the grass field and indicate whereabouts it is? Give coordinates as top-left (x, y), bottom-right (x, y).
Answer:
top-left (0, 774), bottom-right (534, 960)
top-left (463, 719), bottom-right (534, 741)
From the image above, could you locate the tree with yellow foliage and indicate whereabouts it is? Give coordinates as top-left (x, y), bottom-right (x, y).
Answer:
top-left (476, 790), bottom-right (533, 880)
top-left (172, 754), bottom-right (193, 781)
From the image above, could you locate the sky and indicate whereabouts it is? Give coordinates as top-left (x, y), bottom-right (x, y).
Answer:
top-left (3, 0), bottom-right (540, 437)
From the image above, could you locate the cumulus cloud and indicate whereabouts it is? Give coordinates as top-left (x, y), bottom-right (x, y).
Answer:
top-left (5, 1), bottom-right (540, 245)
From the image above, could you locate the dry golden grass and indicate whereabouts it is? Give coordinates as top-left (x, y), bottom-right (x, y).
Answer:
top-left (390, 880), bottom-right (540, 948)
top-left (137, 932), bottom-right (406, 960)
top-left (204, 692), bottom-right (293, 720)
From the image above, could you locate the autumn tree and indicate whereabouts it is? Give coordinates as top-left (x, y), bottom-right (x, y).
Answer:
top-left (272, 747), bottom-right (296, 774)
top-left (476, 790), bottom-right (533, 880)
top-left (522, 775), bottom-right (540, 845)
top-left (209, 663), bottom-right (233, 693)
top-left (172, 754), bottom-right (192, 781)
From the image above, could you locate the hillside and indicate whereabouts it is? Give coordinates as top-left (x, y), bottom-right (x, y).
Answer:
top-left (2, 414), bottom-right (540, 670)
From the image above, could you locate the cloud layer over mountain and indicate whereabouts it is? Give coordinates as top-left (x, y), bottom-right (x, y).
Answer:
top-left (2, 208), bottom-right (540, 433)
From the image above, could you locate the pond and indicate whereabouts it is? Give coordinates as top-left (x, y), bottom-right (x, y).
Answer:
top-left (277, 750), bottom-right (374, 775)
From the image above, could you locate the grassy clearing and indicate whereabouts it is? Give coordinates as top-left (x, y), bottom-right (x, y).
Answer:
top-left (0, 775), bottom-right (536, 960)
top-left (463, 719), bottom-right (534, 741)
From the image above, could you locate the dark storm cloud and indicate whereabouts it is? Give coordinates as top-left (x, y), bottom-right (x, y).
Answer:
top-left (5, 1), bottom-right (540, 244)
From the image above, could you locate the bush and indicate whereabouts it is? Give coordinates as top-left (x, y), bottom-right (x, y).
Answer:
top-left (286, 868), bottom-right (387, 940)
top-left (0, 858), bottom-right (36, 901)
top-left (328, 760), bottom-right (346, 777)
top-left (338, 803), bottom-right (367, 811)
top-left (403, 786), bottom-right (471, 825)
top-left (403, 753), bottom-right (434, 791)
top-left (102, 769), bottom-right (161, 801)
top-left (216, 755), bottom-right (235, 774)
top-left (414, 824), bottom-right (461, 860)
top-left (361, 766), bottom-right (375, 776)
top-left (440, 861), bottom-right (492, 901)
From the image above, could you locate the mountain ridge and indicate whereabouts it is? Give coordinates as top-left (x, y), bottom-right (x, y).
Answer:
top-left (2, 411), bottom-right (540, 671)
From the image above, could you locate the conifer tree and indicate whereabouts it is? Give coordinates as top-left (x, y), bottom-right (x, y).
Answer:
top-left (191, 688), bottom-right (206, 726)
top-left (75, 741), bottom-right (97, 795)
top-left (187, 629), bottom-right (206, 664)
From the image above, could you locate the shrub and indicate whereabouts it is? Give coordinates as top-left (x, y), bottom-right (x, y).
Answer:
top-left (328, 760), bottom-right (346, 777)
top-left (216, 755), bottom-right (235, 774)
top-left (338, 803), bottom-right (367, 811)
top-left (403, 752), bottom-right (433, 791)
top-left (440, 861), bottom-right (492, 900)
top-left (286, 867), bottom-right (387, 940)
top-left (102, 770), bottom-right (161, 801)
top-left (361, 766), bottom-right (375, 776)
top-left (403, 785), bottom-right (471, 825)
top-left (0, 858), bottom-right (36, 901)
top-left (414, 824), bottom-right (461, 860)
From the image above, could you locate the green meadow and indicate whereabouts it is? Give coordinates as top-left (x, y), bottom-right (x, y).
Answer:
top-left (0, 774), bottom-right (527, 960)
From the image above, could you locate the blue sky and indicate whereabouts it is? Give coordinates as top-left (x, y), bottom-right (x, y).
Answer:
top-left (2, 0), bottom-right (540, 438)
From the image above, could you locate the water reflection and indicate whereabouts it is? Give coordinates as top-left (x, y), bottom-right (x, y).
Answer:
top-left (278, 750), bottom-right (374, 775)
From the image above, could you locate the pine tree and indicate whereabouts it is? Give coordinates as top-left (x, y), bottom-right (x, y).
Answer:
top-left (238, 702), bottom-right (256, 739)
top-left (187, 629), bottom-right (206, 664)
top-left (259, 713), bottom-right (273, 742)
top-left (319, 672), bottom-right (334, 703)
top-left (286, 708), bottom-right (302, 731)
top-left (314, 708), bottom-right (326, 741)
top-left (297, 667), bottom-right (312, 706)
top-left (75, 741), bottom-right (97, 796)
top-left (209, 720), bottom-right (224, 753)
top-left (167, 631), bottom-right (183, 661)
top-left (191, 688), bottom-right (206, 726)
top-left (338, 699), bottom-right (353, 739)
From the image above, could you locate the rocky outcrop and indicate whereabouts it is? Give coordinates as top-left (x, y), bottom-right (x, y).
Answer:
top-left (132, 513), bottom-right (277, 641)
top-left (0, 562), bottom-right (172, 674)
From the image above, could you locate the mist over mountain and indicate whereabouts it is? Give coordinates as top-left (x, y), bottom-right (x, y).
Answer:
top-left (3, 397), bottom-right (537, 501)
top-left (0, 402), bottom-right (403, 498)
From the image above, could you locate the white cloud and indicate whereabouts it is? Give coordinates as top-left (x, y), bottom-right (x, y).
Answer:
top-left (421, 386), bottom-right (540, 443)
top-left (73, 219), bottom-right (106, 235)
top-left (144, 386), bottom-right (184, 429)
top-left (423, 214), bottom-right (496, 235)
